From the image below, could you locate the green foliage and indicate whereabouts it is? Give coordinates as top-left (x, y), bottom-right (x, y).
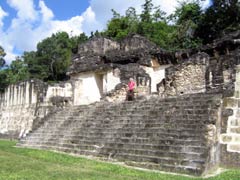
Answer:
top-left (195, 0), bottom-right (240, 43)
top-left (7, 57), bottom-right (30, 84)
top-left (104, 8), bottom-right (139, 40)
top-left (23, 32), bottom-right (73, 82)
top-left (0, 46), bottom-right (6, 68)
top-left (0, 70), bottom-right (9, 92)
top-left (0, 32), bottom-right (89, 90)
top-left (140, 0), bottom-right (154, 23)
top-left (0, 57), bottom-right (29, 92)
top-left (22, 51), bottom-right (44, 80)
top-left (169, 1), bottom-right (203, 49)
top-left (37, 32), bottom-right (72, 81)
top-left (70, 32), bottom-right (89, 53)
top-left (173, 0), bottom-right (202, 25)
top-left (104, 0), bottom-right (174, 49)
top-left (104, 0), bottom-right (240, 49)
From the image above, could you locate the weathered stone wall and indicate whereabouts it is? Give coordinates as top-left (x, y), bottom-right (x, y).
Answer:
top-left (158, 53), bottom-right (209, 97)
top-left (220, 65), bottom-right (240, 167)
top-left (0, 81), bottom-right (43, 138)
top-left (78, 37), bottom-right (120, 54)
top-left (0, 80), bottom-right (73, 139)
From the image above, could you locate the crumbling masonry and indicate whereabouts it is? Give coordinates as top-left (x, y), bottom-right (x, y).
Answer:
top-left (1, 31), bottom-right (240, 176)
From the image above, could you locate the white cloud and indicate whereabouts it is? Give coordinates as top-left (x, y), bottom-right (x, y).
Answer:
top-left (39, 0), bottom-right (54, 22)
top-left (7, 0), bottom-right (38, 21)
top-left (1, 0), bottom-right (88, 63)
top-left (49, 16), bottom-right (84, 36)
top-left (89, 0), bottom-right (144, 30)
top-left (0, 6), bottom-right (8, 28)
top-left (1, 0), bottom-right (211, 63)
top-left (81, 7), bottom-right (102, 33)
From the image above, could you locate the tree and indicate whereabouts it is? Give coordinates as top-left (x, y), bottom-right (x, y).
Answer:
top-left (0, 46), bottom-right (6, 68)
top-left (0, 46), bottom-right (8, 92)
top-left (0, 69), bottom-right (9, 92)
top-left (152, 6), bottom-right (166, 22)
top-left (22, 51), bottom-right (44, 80)
top-left (22, 32), bottom-right (89, 83)
top-left (28, 32), bottom-right (72, 82)
top-left (37, 32), bottom-right (71, 81)
top-left (196, 0), bottom-right (240, 43)
top-left (105, 8), bottom-right (137, 40)
top-left (140, 0), bottom-right (154, 23)
top-left (170, 0), bottom-right (203, 49)
top-left (7, 57), bottom-right (29, 84)
top-left (104, 0), bottom-right (174, 49)
top-left (0, 56), bottom-right (30, 92)
top-left (70, 33), bottom-right (89, 53)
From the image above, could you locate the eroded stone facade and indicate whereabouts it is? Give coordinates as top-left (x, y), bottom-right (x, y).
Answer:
top-left (0, 80), bottom-right (72, 138)
top-left (1, 31), bottom-right (240, 176)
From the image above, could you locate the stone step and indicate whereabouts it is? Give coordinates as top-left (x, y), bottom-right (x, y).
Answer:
top-left (123, 158), bottom-right (203, 175)
top-left (20, 137), bottom-right (206, 148)
top-left (108, 104), bottom-right (209, 111)
top-left (21, 135), bottom-right (206, 150)
top-left (18, 143), bottom-right (205, 167)
top-left (18, 143), bottom-right (205, 176)
top-left (92, 108), bottom-right (210, 115)
top-left (18, 93), bottom-right (220, 176)
top-left (35, 121), bottom-right (208, 130)
top-left (44, 116), bottom-right (210, 125)
top-left (20, 140), bottom-right (207, 155)
top-left (20, 136), bottom-right (205, 146)
top-left (38, 124), bottom-right (207, 131)
top-left (114, 152), bottom-right (205, 167)
top-left (26, 129), bottom-right (206, 139)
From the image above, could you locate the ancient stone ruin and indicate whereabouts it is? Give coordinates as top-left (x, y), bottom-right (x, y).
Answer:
top-left (1, 31), bottom-right (240, 176)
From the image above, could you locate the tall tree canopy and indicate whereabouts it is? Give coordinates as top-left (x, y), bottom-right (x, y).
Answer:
top-left (169, 0), bottom-right (203, 49)
top-left (24, 32), bottom-right (75, 82)
top-left (195, 0), bottom-right (240, 43)
top-left (104, 0), bottom-right (174, 49)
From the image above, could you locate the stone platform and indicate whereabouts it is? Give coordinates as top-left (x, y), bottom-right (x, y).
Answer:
top-left (18, 93), bottom-right (222, 176)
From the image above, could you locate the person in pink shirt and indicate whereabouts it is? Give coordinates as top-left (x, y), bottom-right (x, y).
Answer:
top-left (127, 78), bottom-right (135, 101)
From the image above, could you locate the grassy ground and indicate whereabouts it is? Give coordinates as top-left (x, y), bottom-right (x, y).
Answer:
top-left (0, 140), bottom-right (239, 180)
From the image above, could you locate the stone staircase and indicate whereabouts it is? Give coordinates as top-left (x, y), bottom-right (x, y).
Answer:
top-left (17, 93), bottom-right (222, 176)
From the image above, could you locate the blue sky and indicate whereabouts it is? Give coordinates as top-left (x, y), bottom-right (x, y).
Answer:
top-left (0, 0), bottom-right (211, 63)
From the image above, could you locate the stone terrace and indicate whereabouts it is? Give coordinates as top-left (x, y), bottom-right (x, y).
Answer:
top-left (18, 93), bottom-right (222, 176)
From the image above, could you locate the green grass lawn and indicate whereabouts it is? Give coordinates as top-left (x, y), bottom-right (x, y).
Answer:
top-left (0, 140), bottom-right (239, 180)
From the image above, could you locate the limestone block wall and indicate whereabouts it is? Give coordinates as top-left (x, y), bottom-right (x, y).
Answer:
top-left (160, 53), bottom-right (209, 97)
top-left (220, 65), bottom-right (240, 167)
top-left (0, 80), bottom-right (73, 139)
